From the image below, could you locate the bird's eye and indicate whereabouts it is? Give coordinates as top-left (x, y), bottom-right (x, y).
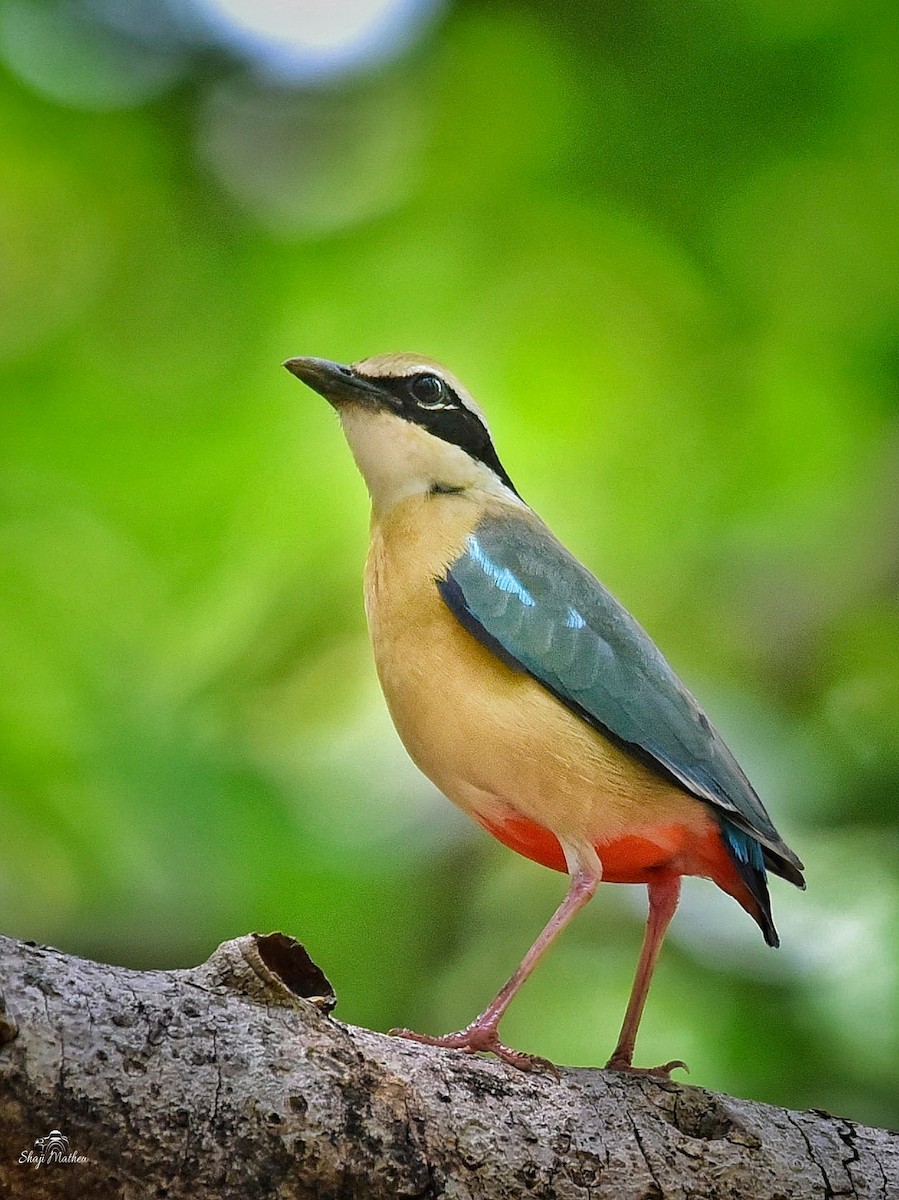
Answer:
top-left (410, 373), bottom-right (447, 407)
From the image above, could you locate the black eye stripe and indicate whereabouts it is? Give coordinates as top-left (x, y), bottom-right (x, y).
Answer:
top-left (358, 373), bottom-right (520, 498)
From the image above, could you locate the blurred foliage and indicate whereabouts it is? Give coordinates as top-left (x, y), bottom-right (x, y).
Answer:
top-left (0, 0), bottom-right (897, 1130)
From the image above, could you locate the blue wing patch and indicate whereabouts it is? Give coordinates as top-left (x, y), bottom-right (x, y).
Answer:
top-left (468, 535), bottom-right (536, 607)
top-left (437, 510), bottom-right (804, 899)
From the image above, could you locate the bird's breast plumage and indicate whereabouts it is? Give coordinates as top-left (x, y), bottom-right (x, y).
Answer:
top-left (364, 492), bottom-right (715, 873)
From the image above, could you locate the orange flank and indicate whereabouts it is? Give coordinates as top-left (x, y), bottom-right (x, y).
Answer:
top-left (476, 810), bottom-right (760, 920)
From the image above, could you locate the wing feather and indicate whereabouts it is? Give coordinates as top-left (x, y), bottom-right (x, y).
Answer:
top-left (438, 511), bottom-right (804, 884)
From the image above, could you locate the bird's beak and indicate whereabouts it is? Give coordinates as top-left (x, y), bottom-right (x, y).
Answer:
top-left (283, 356), bottom-right (384, 409)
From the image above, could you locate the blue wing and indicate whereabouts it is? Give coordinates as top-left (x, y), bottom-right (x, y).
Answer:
top-left (437, 510), bottom-right (804, 888)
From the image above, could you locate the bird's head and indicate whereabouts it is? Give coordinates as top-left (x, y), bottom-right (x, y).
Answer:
top-left (284, 352), bottom-right (520, 513)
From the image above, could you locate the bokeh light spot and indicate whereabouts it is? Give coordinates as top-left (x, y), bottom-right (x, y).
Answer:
top-left (193, 0), bottom-right (444, 81)
top-left (0, 0), bottom-right (185, 111)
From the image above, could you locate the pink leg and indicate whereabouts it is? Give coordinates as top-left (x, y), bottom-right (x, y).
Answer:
top-left (605, 874), bottom-right (686, 1077)
top-left (391, 868), bottom-right (598, 1073)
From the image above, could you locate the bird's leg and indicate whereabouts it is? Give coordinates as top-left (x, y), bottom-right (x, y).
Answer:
top-left (391, 867), bottom-right (598, 1073)
top-left (605, 874), bottom-right (686, 1078)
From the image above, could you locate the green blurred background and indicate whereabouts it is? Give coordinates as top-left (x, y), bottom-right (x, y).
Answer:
top-left (1, 0), bottom-right (897, 1129)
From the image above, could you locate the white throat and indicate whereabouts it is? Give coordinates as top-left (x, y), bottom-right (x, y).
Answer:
top-left (337, 407), bottom-right (522, 515)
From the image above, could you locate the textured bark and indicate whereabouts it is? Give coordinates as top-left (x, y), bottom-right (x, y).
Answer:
top-left (0, 933), bottom-right (895, 1200)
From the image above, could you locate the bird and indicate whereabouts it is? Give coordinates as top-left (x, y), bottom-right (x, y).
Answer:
top-left (283, 351), bottom-right (805, 1076)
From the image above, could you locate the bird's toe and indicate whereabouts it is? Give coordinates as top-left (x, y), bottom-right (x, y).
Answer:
top-left (388, 1025), bottom-right (560, 1078)
top-left (605, 1054), bottom-right (689, 1080)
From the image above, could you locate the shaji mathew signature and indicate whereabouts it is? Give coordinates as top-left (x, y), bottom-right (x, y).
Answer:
top-left (18, 1129), bottom-right (90, 1168)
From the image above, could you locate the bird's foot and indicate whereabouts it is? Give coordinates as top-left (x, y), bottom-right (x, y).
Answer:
top-left (389, 1024), bottom-right (560, 1077)
top-left (604, 1053), bottom-right (689, 1080)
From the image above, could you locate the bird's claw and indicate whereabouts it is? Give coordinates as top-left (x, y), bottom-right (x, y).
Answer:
top-left (389, 1026), bottom-right (560, 1078)
top-left (604, 1055), bottom-right (689, 1080)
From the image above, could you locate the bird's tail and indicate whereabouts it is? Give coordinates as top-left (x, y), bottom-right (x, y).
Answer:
top-left (718, 819), bottom-right (779, 947)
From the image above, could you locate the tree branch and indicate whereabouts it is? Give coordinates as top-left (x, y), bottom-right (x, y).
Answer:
top-left (0, 933), bottom-right (895, 1199)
